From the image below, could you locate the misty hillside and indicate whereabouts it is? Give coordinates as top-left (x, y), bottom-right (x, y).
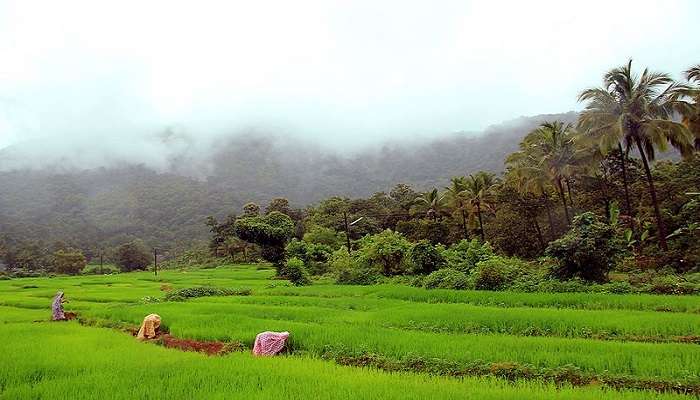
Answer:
top-left (0, 112), bottom-right (577, 249)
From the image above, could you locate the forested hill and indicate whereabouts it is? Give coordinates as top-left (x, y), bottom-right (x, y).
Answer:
top-left (0, 112), bottom-right (577, 249)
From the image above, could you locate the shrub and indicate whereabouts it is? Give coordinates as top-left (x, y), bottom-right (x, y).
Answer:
top-left (331, 248), bottom-right (380, 285)
top-left (472, 256), bottom-right (520, 290)
top-left (81, 264), bottom-right (120, 275)
top-left (410, 240), bottom-right (446, 274)
top-left (356, 230), bottom-right (413, 276)
top-left (164, 286), bottom-right (251, 301)
top-left (115, 241), bottom-right (151, 272)
top-left (546, 212), bottom-right (625, 283)
top-left (441, 239), bottom-right (494, 273)
top-left (423, 268), bottom-right (469, 290)
top-left (285, 257), bottom-right (311, 286)
top-left (642, 275), bottom-right (699, 295)
top-left (303, 226), bottom-right (347, 250)
top-left (51, 249), bottom-right (87, 275)
top-left (598, 281), bottom-right (634, 294)
top-left (285, 239), bottom-right (333, 275)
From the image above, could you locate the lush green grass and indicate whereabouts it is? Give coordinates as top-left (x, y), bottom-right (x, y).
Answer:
top-left (0, 323), bottom-right (691, 400)
top-left (263, 284), bottom-right (700, 313)
top-left (1, 264), bottom-right (699, 398)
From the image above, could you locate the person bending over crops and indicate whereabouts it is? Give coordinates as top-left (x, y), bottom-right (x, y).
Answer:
top-left (137, 314), bottom-right (162, 340)
top-left (51, 291), bottom-right (67, 321)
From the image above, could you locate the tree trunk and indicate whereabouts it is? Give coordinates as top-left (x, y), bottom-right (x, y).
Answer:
top-left (476, 202), bottom-right (485, 242)
top-left (634, 138), bottom-right (668, 250)
top-left (532, 217), bottom-right (546, 251)
top-left (565, 178), bottom-right (575, 210)
top-left (460, 206), bottom-right (469, 240)
top-left (556, 178), bottom-right (571, 225)
top-left (543, 195), bottom-right (555, 239)
top-left (618, 143), bottom-right (633, 216)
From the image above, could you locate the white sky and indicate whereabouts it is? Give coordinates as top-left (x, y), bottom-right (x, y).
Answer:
top-left (0, 0), bottom-right (699, 153)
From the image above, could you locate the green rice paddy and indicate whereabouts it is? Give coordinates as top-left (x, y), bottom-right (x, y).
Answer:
top-left (1, 264), bottom-right (699, 399)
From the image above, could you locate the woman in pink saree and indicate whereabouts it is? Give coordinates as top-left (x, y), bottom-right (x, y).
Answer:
top-left (252, 331), bottom-right (290, 356)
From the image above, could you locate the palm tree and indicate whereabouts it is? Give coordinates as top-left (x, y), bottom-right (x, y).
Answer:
top-left (463, 171), bottom-right (497, 241)
top-left (505, 148), bottom-right (558, 237)
top-left (413, 188), bottom-right (445, 221)
top-left (680, 64), bottom-right (700, 148)
top-left (578, 60), bottom-right (696, 250)
top-left (444, 177), bottom-right (470, 239)
top-left (513, 121), bottom-right (579, 224)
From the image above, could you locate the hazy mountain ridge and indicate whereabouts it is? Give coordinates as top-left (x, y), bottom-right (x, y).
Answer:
top-left (0, 112), bottom-right (578, 248)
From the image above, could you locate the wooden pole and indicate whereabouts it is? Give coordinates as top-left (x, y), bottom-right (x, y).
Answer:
top-left (153, 248), bottom-right (158, 276)
top-left (343, 211), bottom-right (351, 254)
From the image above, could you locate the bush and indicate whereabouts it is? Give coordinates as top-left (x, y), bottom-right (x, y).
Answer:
top-left (356, 230), bottom-right (413, 276)
top-left (410, 240), bottom-right (446, 274)
top-left (51, 249), bottom-right (87, 275)
top-left (472, 256), bottom-right (520, 290)
top-left (285, 257), bottom-right (311, 286)
top-left (642, 275), bottom-right (699, 295)
top-left (441, 239), bottom-right (494, 273)
top-left (164, 286), bottom-right (251, 301)
top-left (423, 268), bottom-right (469, 290)
top-left (303, 226), bottom-right (347, 250)
top-left (546, 212), bottom-right (625, 283)
top-left (598, 281), bottom-right (634, 294)
top-left (115, 241), bottom-right (151, 272)
top-left (81, 264), bottom-right (120, 275)
top-left (285, 239), bottom-right (333, 275)
top-left (331, 248), bottom-right (380, 285)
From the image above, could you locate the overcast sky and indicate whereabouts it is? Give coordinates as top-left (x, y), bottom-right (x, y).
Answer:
top-left (1, 0), bottom-right (699, 156)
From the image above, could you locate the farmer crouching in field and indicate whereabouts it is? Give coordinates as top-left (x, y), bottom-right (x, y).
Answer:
top-left (137, 314), bottom-right (162, 340)
top-left (51, 291), bottom-right (67, 321)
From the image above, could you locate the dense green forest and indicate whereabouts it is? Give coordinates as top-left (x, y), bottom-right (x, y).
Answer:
top-left (1, 62), bottom-right (699, 283)
top-left (0, 112), bottom-right (578, 252)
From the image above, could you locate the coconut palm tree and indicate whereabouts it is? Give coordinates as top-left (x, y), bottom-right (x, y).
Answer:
top-left (462, 171), bottom-right (497, 241)
top-left (513, 121), bottom-right (579, 224)
top-left (413, 188), bottom-right (445, 221)
top-left (578, 60), bottom-right (696, 250)
top-left (505, 148), bottom-right (558, 237)
top-left (680, 64), bottom-right (700, 148)
top-left (444, 177), bottom-right (470, 239)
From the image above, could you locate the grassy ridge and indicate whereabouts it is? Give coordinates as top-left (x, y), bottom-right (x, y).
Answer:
top-left (0, 322), bottom-right (692, 400)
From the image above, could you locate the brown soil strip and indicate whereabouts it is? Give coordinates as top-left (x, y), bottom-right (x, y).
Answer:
top-left (76, 316), bottom-right (245, 356)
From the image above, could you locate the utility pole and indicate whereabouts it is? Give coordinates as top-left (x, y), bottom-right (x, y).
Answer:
top-left (343, 211), bottom-right (351, 254)
top-left (153, 248), bottom-right (158, 276)
top-left (99, 249), bottom-right (103, 271)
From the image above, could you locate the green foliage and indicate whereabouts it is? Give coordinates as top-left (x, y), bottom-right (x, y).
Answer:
top-left (285, 257), bottom-right (311, 286)
top-left (115, 241), bottom-right (151, 272)
top-left (546, 213), bottom-right (625, 283)
top-left (441, 239), bottom-right (494, 273)
top-left (164, 286), bottom-right (252, 301)
top-left (235, 211), bottom-right (294, 270)
top-left (410, 240), bottom-right (446, 274)
top-left (303, 226), bottom-right (347, 250)
top-left (81, 263), bottom-right (120, 275)
top-left (472, 256), bottom-right (522, 290)
top-left (356, 230), bottom-right (413, 276)
top-left (285, 239), bottom-right (333, 275)
top-left (51, 248), bottom-right (87, 275)
top-left (331, 248), bottom-right (381, 285)
top-left (422, 268), bottom-right (469, 290)
top-left (395, 219), bottom-right (451, 245)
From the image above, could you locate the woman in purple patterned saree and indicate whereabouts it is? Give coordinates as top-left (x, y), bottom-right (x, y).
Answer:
top-left (52, 291), bottom-right (66, 321)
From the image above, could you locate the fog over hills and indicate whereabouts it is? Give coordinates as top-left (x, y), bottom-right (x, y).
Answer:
top-left (0, 112), bottom-right (577, 248)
